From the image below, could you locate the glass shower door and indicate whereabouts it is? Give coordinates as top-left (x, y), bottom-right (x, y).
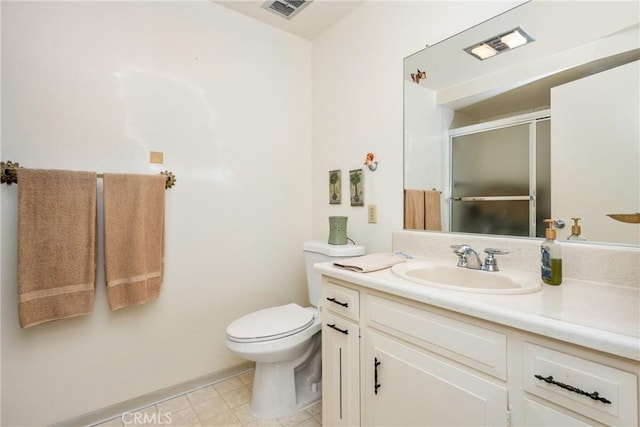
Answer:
top-left (449, 119), bottom-right (550, 237)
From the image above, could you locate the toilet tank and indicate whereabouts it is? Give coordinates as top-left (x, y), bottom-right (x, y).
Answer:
top-left (303, 241), bottom-right (365, 306)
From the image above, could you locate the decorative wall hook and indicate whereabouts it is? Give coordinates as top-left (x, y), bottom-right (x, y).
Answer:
top-left (411, 68), bottom-right (427, 84)
top-left (364, 152), bottom-right (378, 171)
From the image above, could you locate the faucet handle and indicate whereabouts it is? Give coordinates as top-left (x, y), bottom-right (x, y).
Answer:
top-left (484, 248), bottom-right (509, 256)
top-left (482, 248), bottom-right (509, 271)
top-left (450, 244), bottom-right (470, 267)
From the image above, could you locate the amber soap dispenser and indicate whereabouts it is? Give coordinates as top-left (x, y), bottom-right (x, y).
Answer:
top-left (541, 219), bottom-right (562, 285)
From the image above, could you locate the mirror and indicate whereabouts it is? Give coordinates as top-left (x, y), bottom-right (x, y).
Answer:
top-left (404, 0), bottom-right (639, 245)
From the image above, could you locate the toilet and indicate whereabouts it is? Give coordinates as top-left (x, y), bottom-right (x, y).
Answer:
top-left (225, 240), bottom-right (365, 419)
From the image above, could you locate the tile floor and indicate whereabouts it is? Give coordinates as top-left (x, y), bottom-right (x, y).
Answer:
top-left (95, 369), bottom-right (322, 427)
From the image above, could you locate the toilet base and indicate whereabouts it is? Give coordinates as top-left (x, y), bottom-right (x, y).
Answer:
top-left (250, 333), bottom-right (322, 419)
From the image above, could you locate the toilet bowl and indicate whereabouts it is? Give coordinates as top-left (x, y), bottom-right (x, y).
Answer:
top-left (225, 241), bottom-right (365, 419)
top-left (226, 304), bottom-right (322, 418)
top-left (227, 304), bottom-right (320, 363)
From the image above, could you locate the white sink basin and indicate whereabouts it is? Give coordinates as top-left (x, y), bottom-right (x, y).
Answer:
top-left (391, 259), bottom-right (542, 294)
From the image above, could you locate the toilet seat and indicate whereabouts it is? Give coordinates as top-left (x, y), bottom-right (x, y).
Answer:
top-left (226, 303), bottom-right (315, 343)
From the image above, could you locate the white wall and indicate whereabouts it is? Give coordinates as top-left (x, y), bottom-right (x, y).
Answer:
top-left (404, 83), bottom-right (443, 192)
top-left (1, 0), bottom-right (531, 424)
top-left (1, 1), bottom-right (311, 425)
top-left (551, 60), bottom-right (640, 244)
top-left (310, 1), bottom-right (523, 253)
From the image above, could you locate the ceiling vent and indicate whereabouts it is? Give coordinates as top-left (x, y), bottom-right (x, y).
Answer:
top-left (261, 0), bottom-right (313, 20)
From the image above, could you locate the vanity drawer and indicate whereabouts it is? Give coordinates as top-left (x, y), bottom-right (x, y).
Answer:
top-left (366, 294), bottom-right (507, 380)
top-left (323, 281), bottom-right (359, 321)
top-left (523, 342), bottom-right (638, 426)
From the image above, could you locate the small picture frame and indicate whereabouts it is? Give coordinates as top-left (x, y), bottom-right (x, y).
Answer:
top-left (329, 170), bottom-right (341, 204)
top-left (349, 169), bottom-right (364, 206)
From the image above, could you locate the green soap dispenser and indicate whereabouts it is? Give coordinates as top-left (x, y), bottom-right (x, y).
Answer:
top-left (567, 217), bottom-right (587, 241)
top-left (541, 219), bottom-right (563, 285)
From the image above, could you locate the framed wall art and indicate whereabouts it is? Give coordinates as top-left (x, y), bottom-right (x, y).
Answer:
top-left (329, 170), bottom-right (341, 204)
top-left (349, 168), bottom-right (364, 206)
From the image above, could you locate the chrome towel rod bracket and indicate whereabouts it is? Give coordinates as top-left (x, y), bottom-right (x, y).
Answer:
top-left (1, 160), bottom-right (20, 186)
top-left (1, 160), bottom-right (176, 189)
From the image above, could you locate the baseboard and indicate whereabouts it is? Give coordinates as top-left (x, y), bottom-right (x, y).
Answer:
top-left (50, 362), bottom-right (254, 427)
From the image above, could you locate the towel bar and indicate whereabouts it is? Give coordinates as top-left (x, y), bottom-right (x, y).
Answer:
top-left (1, 160), bottom-right (176, 189)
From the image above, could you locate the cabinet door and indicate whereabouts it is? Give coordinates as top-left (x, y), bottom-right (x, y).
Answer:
top-left (523, 398), bottom-right (592, 426)
top-left (322, 312), bottom-right (360, 427)
top-left (362, 329), bottom-right (508, 427)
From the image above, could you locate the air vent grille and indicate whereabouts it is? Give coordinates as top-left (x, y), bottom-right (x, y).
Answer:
top-left (483, 37), bottom-right (510, 53)
top-left (269, 1), bottom-right (295, 17)
top-left (286, 0), bottom-right (306, 8)
top-left (262, 0), bottom-right (313, 20)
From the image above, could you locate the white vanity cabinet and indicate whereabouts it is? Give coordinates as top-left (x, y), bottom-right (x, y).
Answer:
top-left (521, 342), bottom-right (638, 426)
top-left (361, 293), bottom-right (508, 426)
top-left (362, 329), bottom-right (508, 426)
top-left (320, 275), bottom-right (639, 427)
top-left (321, 280), bottom-right (360, 427)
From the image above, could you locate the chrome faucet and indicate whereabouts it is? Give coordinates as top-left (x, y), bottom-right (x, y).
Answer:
top-left (451, 244), bottom-right (483, 269)
top-left (451, 245), bottom-right (508, 271)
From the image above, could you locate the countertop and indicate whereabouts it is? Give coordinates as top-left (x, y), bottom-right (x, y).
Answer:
top-left (315, 258), bottom-right (640, 362)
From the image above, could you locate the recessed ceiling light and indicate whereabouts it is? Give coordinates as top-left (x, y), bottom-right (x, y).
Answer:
top-left (471, 44), bottom-right (497, 60)
top-left (501, 30), bottom-right (529, 49)
top-left (464, 27), bottom-right (534, 60)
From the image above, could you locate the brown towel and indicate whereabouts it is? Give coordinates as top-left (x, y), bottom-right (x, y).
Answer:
top-left (17, 169), bottom-right (97, 328)
top-left (425, 189), bottom-right (442, 231)
top-left (103, 174), bottom-right (165, 310)
top-left (404, 189), bottom-right (425, 230)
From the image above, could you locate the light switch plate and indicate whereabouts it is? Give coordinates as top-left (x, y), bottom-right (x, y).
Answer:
top-left (368, 204), bottom-right (377, 224)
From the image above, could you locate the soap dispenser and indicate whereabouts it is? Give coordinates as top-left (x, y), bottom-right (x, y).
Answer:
top-left (567, 217), bottom-right (587, 241)
top-left (541, 219), bottom-right (562, 285)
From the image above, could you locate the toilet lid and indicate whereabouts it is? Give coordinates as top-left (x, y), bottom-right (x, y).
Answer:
top-left (226, 303), bottom-right (315, 343)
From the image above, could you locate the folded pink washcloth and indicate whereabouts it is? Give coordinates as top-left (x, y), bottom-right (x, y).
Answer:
top-left (333, 253), bottom-right (406, 273)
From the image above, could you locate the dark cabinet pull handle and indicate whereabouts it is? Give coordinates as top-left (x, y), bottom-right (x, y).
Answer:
top-left (534, 375), bottom-right (612, 404)
top-left (374, 357), bottom-right (382, 394)
top-left (327, 323), bottom-right (349, 335)
top-left (327, 297), bottom-right (348, 307)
